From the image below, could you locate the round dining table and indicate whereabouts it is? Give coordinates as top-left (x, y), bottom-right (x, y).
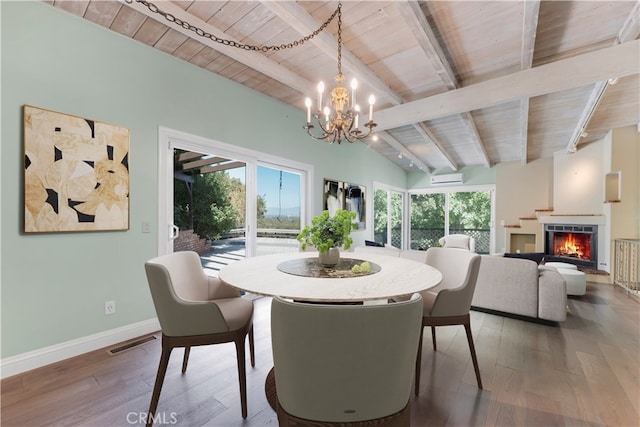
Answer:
top-left (218, 251), bottom-right (442, 302)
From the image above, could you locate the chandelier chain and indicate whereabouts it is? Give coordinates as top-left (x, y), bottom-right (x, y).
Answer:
top-left (126, 0), bottom-right (340, 53)
top-left (337, 2), bottom-right (343, 76)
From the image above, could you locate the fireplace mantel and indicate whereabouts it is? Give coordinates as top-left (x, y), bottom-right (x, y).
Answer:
top-left (538, 214), bottom-right (606, 225)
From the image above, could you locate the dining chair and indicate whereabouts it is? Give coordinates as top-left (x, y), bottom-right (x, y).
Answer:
top-left (270, 294), bottom-right (423, 426)
top-left (416, 247), bottom-right (483, 395)
top-left (144, 251), bottom-right (255, 426)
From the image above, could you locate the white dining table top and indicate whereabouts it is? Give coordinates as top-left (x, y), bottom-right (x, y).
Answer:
top-left (218, 251), bottom-right (442, 302)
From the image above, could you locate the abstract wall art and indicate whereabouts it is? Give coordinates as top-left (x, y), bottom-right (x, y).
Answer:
top-left (23, 105), bottom-right (130, 232)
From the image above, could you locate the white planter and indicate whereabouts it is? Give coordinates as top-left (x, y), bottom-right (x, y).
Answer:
top-left (318, 247), bottom-right (340, 266)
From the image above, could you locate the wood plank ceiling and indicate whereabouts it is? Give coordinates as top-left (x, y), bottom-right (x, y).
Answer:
top-left (49, 0), bottom-right (640, 173)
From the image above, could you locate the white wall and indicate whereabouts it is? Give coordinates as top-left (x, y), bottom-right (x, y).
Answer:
top-left (609, 126), bottom-right (640, 241)
top-left (553, 139), bottom-right (605, 215)
top-left (494, 157), bottom-right (554, 253)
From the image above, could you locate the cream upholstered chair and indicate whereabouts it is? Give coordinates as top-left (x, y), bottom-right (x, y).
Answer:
top-left (270, 294), bottom-right (423, 426)
top-left (144, 251), bottom-right (255, 426)
top-left (416, 247), bottom-right (483, 395)
top-left (438, 234), bottom-right (476, 252)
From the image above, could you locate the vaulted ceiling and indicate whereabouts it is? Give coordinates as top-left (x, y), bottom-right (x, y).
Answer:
top-left (48, 0), bottom-right (640, 173)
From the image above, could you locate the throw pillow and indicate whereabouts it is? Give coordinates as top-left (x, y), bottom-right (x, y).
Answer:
top-left (364, 240), bottom-right (384, 247)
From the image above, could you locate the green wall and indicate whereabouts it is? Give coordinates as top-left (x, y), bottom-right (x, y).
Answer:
top-left (1, 2), bottom-right (406, 358)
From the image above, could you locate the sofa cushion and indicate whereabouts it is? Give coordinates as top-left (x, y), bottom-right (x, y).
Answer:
top-left (473, 255), bottom-right (539, 318)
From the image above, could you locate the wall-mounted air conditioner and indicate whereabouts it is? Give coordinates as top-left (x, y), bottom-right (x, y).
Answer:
top-left (430, 173), bottom-right (464, 185)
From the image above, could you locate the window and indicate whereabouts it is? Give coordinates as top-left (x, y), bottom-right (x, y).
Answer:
top-left (409, 187), bottom-right (494, 253)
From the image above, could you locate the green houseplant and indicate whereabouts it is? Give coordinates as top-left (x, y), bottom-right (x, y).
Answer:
top-left (297, 209), bottom-right (356, 265)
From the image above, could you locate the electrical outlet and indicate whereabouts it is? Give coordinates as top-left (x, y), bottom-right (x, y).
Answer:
top-left (142, 221), bottom-right (150, 233)
top-left (105, 300), bottom-right (116, 315)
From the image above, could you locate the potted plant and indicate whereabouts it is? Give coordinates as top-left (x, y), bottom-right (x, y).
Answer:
top-left (297, 209), bottom-right (356, 266)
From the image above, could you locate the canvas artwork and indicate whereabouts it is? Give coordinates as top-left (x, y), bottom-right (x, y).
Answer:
top-left (23, 105), bottom-right (130, 232)
top-left (323, 179), bottom-right (366, 230)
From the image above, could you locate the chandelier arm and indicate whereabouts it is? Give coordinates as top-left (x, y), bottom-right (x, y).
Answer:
top-left (304, 123), bottom-right (332, 141)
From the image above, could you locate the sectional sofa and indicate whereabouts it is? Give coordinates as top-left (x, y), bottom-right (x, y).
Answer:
top-left (353, 246), bottom-right (567, 323)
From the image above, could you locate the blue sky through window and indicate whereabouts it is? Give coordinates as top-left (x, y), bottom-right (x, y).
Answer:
top-left (227, 165), bottom-right (300, 217)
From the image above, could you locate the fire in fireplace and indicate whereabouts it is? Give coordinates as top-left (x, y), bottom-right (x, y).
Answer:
top-left (553, 232), bottom-right (591, 259)
top-left (544, 224), bottom-right (597, 269)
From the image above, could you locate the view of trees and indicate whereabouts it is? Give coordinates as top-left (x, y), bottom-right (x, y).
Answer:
top-left (449, 191), bottom-right (491, 230)
top-left (373, 189), bottom-right (403, 245)
top-left (174, 172), bottom-right (238, 240)
top-left (375, 189), bottom-right (491, 251)
top-left (174, 170), bottom-right (290, 240)
top-left (409, 191), bottom-right (491, 230)
top-left (175, 171), bottom-right (271, 240)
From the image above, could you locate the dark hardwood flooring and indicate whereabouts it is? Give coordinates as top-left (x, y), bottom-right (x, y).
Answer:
top-left (2, 282), bottom-right (639, 426)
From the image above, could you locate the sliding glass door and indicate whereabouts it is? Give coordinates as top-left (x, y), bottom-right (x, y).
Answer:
top-left (158, 128), bottom-right (311, 275)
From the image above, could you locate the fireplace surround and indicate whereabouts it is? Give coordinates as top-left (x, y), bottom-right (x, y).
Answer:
top-left (544, 224), bottom-right (598, 269)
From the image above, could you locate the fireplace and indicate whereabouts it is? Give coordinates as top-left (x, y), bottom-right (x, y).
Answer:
top-left (544, 224), bottom-right (597, 269)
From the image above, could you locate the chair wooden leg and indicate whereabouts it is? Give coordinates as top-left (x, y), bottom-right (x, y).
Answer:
top-left (248, 325), bottom-right (255, 368)
top-left (148, 339), bottom-right (173, 427)
top-left (415, 326), bottom-right (424, 396)
top-left (431, 326), bottom-right (437, 351)
top-left (234, 336), bottom-right (248, 419)
top-left (464, 323), bottom-right (483, 389)
top-left (181, 346), bottom-right (190, 374)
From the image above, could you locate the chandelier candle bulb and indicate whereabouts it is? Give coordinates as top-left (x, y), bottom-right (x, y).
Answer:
top-left (305, 98), bottom-right (312, 123)
top-left (324, 106), bottom-right (330, 125)
top-left (317, 82), bottom-right (324, 111)
top-left (368, 95), bottom-right (375, 121)
top-left (351, 78), bottom-right (358, 107)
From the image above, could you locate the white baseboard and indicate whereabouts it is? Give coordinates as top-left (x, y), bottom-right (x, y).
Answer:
top-left (1, 318), bottom-right (161, 379)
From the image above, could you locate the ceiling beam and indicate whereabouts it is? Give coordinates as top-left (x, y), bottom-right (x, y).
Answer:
top-left (566, 1), bottom-right (640, 153)
top-left (414, 123), bottom-right (458, 171)
top-left (396, 1), bottom-right (457, 88)
top-left (200, 161), bottom-right (246, 174)
top-left (176, 151), bottom-right (204, 162)
top-left (375, 131), bottom-right (432, 173)
top-left (397, 0), bottom-right (490, 168)
top-left (181, 156), bottom-right (230, 171)
top-left (373, 39), bottom-right (640, 131)
top-left (519, 0), bottom-right (541, 164)
top-left (120, 0), bottom-right (313, 95)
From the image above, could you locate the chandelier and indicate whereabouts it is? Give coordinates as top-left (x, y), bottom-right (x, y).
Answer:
top-left (303, 3), bottom-right (377, 144)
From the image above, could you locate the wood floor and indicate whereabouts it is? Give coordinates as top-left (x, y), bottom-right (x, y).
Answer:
top-left (2, 282), bottom-right (639, 427)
